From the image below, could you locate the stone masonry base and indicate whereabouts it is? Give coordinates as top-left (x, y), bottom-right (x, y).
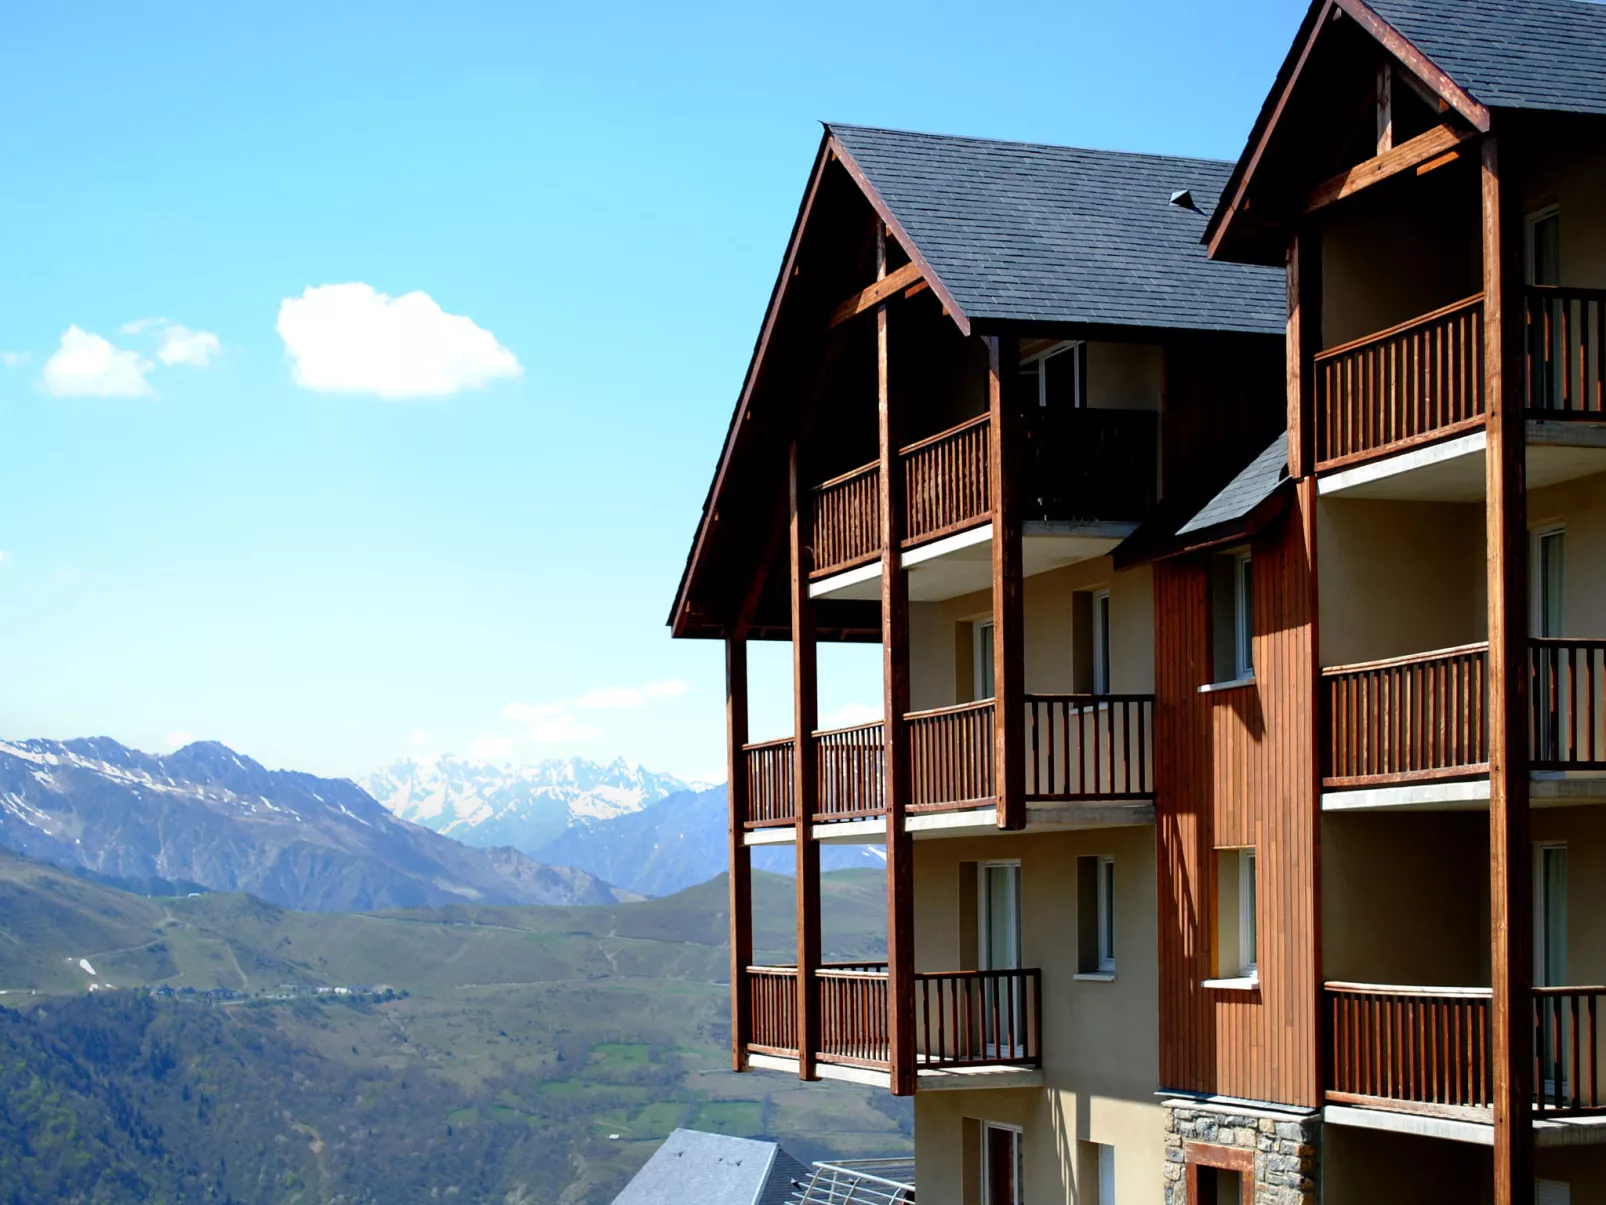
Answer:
top-left (1163, 1099), bottom-right (1321, 1205)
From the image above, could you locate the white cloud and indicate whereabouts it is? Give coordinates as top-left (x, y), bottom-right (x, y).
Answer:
top-left (0, 351), bottom-right (28, 367)
top-left (276, 282), bottom-right (522, 398)
top-left (409, 730), bottom-right (432, 748)
top-left (156, 324), bottom-right (222, 367)
top-left (819, 701), bottom-right (883, 728)
top-left (119, 317), bottom-right (168, 334)
top-left (42, 327), bottom-right (153, 397)
top-left (499, 680), bottom-right (690, 747)
top-left (163, 730), bottom-right (198, 750)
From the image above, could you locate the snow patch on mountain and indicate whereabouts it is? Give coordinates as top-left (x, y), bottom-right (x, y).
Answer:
top-left (365, 754), bottom-right (699, 854)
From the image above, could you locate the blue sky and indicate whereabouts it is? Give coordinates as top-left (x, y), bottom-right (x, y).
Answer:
top-left (0, 0), bottom-right (1305, 784)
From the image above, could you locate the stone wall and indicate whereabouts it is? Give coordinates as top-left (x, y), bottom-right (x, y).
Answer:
top-left (1162, 1100), bottom-right (1321, 1204)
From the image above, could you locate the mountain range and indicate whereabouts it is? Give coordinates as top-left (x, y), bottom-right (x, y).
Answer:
top-left (0, 738), bottom-right (630, 912)
top-left (366, 754), bottom-right (696, 852)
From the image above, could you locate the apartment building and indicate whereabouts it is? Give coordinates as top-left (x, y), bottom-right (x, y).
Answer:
top-left (669, 2), bottom-right (1606, 1203)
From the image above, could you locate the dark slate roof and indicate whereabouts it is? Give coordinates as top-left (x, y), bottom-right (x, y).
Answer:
top-left (612, 1129), bottom-right (809, 1205)
top-left (1177, 432), bottom-right (1289, 535)
top-left (1366, 0), bottom-right (1606, 116)
top-left (828, 124), bottom-right (1285, 335)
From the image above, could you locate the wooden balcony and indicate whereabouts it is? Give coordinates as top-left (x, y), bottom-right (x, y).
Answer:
top-left (741, 695), bottom-right (1155, 828)
top-left (1315, 294), bottom-right (1485, 473)
top-left (1322, 643), bottom-right (1489, 788)
top-left (1321, 639), bottom-right (1606, 790)
top-left (1325, 982), bottom-right (1606, 1118)
top-left (746, 963), bottom-right (1042, 1076)
top-left (1525, 285), bottom-right (1606, 419)
top-left (810, 411), bottom-right (1158, 578)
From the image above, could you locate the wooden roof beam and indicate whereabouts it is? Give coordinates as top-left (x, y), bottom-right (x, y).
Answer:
top-left (827, 260), bottom-right (923, 328)
top-left (1302, 123), bottom-right (1478, 215)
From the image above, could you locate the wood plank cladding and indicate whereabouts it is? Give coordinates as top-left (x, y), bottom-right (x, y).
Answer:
top-left (1154, 483), bottom-right (1321, 1106)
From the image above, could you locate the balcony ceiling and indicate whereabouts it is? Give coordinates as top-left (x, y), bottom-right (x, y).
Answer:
top-left (809, 521), bottom-right (1137, 603)
top-left (1317, 423), bottom-right (1606, 502)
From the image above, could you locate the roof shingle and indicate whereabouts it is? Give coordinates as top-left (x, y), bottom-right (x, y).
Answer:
top-left (1366, 0), bottom-right (1606, 116)
top-left (828, 124), bottom-right (1285, 335)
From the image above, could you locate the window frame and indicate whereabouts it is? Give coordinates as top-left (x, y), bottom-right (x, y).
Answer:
top-left (1238, 848), bottom-right (1258, 979)
top-left (1535, 841), bottom-right (1568, 988)
top-left (981, 1122), bottom-right (1025, 1205)
top-left (974, 617), bottom-right (996, 702)
top-left (977, 860), bottom-right (1022, 973)
top-left (1532, 524), bottom-right (1565, 639)
top-left (1097, 855), bottom-right (1116, 974)
top-left (1234, 552), bottom-right (1254, 682)
top-left (1091, 588), bottom-right (1112, 694)
top-left (1021, 340), bottom-right (1086, 409)
top-left (1527, 204), bottom-right (1561, 287)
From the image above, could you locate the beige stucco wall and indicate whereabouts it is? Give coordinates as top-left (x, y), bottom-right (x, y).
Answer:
top-left (1321, 811), bottom-right (1489, 987)
top-left (909, 558), bottom-right (1155, 711)
top-left (1323, 1125), bottom-right (1491, 1205)
top-left (1528, 469), bottom-right (1606, 640)
top-left (909, 824), bottom-right (1163, 1205)
top-left (1521, 127), bottom-right (1606, 289)
top-left (1320, 163), bottom-right (1480, 350)
top-left (1087, 341), bottom-right (1163, 411)
top-left (1317, 498), bottom-right (1486, 667)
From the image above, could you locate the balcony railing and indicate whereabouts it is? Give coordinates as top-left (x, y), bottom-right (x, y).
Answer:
top-left (903, 414), bottom-right (991, 546)
top-left (741, 736), bottom-right (797, 827)
top-left (1025, 694), bottom-right (1153, 800)
top-left (1315, 294), bottom-right (1485, 471)
top-left (908, 700), bottom-right (997, 813)
top-left (1530, 638), bottom-right (1606, 770)
top-left (1325, 982), bottom-right (1606, 1117)
top-left (1024, 407), bottom-right (1158, 522)
top-left (1322, 643), bottom-right (1489, 788)
top-left (809, 409), bottom-right (1160, 578)
top-left (815, 720), bottom-right (886, 823)
top-left (747, 964), bottom-right (1042, 1076)
top-left (1525, 285), bottom-right (1606, 419)
top-left (749, 965), bottom-right (799, 1056)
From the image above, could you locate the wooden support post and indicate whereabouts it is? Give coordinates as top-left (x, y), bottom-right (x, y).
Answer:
top-left (878, 222), bottom-right (916, 1097)
top-left (1286, 231), bottom-right (1321, 479)
top-left (790, 440), bottom-right (821, 1082)
top-left (725, 636), bottom-right (752, 1072)
top-left (1482, 132), bottom-right (1534, 1205)
top-left (989, 335), bottom-right (1026, 830)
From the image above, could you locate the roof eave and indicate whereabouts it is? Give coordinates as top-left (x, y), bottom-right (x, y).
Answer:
top-left (1204, 0), bottom-right (1491, 264)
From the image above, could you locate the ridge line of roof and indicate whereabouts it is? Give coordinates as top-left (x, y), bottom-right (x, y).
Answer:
top-left (824, 121), bottom-right (1241, 171)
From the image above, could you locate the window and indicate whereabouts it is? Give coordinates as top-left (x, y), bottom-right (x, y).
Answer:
top-left (1536, 527), bottom-right (1565, 638)
top-left (1021, 341), bottom-right (1087, 409)
top-left (1079, 1142), bottom-right (1115, 1205)
top-left (1529, 207), bottom-right (1560, 286)
top-left (1212, 848), bottom-right (1258, 983)
top-left (982, 1123), bottom-right (1023, 1205)
top-left (974, 618), bottom-right (996, 701)
top-left (1209, 551), bottom-right (1253, 685)
top-left (1076, 855), bottom-right (1116, 976)
top-left (979, 863), bottom-right (1021, 972)
top-left (1537, 1180), bottom-right (1571, 1205)
top-left (1536, 843), bottom-right (1568, 987)
top-left (1092, 589), bottom-right (1112, 694)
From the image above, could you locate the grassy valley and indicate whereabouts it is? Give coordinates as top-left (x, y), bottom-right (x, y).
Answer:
top-left (0, 849), bottom-right (905, 1203)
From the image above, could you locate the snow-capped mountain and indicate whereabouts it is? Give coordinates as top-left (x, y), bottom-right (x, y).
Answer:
top-left (365, 755), bottom-right (697, 855)
top-left (0, 738), bottom-right (631, 912)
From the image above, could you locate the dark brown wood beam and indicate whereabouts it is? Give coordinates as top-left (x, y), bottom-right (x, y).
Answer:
top-left (1303, 123), bottom-right (1476, 215)
top-left (989, 335), bottom-right (1025, 831)
top-left (1286, 232), bottom-right (1322, 479)
top-left (789, 440), bottom-right (821, 1082)
top-left (827, 261), bottom-right (922, 329)
top-left (1337, 0), bottom-right (1491, 132)
top-left (877, 222), bottom-right (917, 1097)
top-left (724, 637), bottom-right (752, 1072)
top-left (1482, 131), bottom-right (1533, 1205)
top-left (1375, 62), bottom-right (1393, 153)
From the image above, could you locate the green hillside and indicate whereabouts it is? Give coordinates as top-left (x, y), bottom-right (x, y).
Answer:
top-left (0, 849), bottom-right (905, 1203)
